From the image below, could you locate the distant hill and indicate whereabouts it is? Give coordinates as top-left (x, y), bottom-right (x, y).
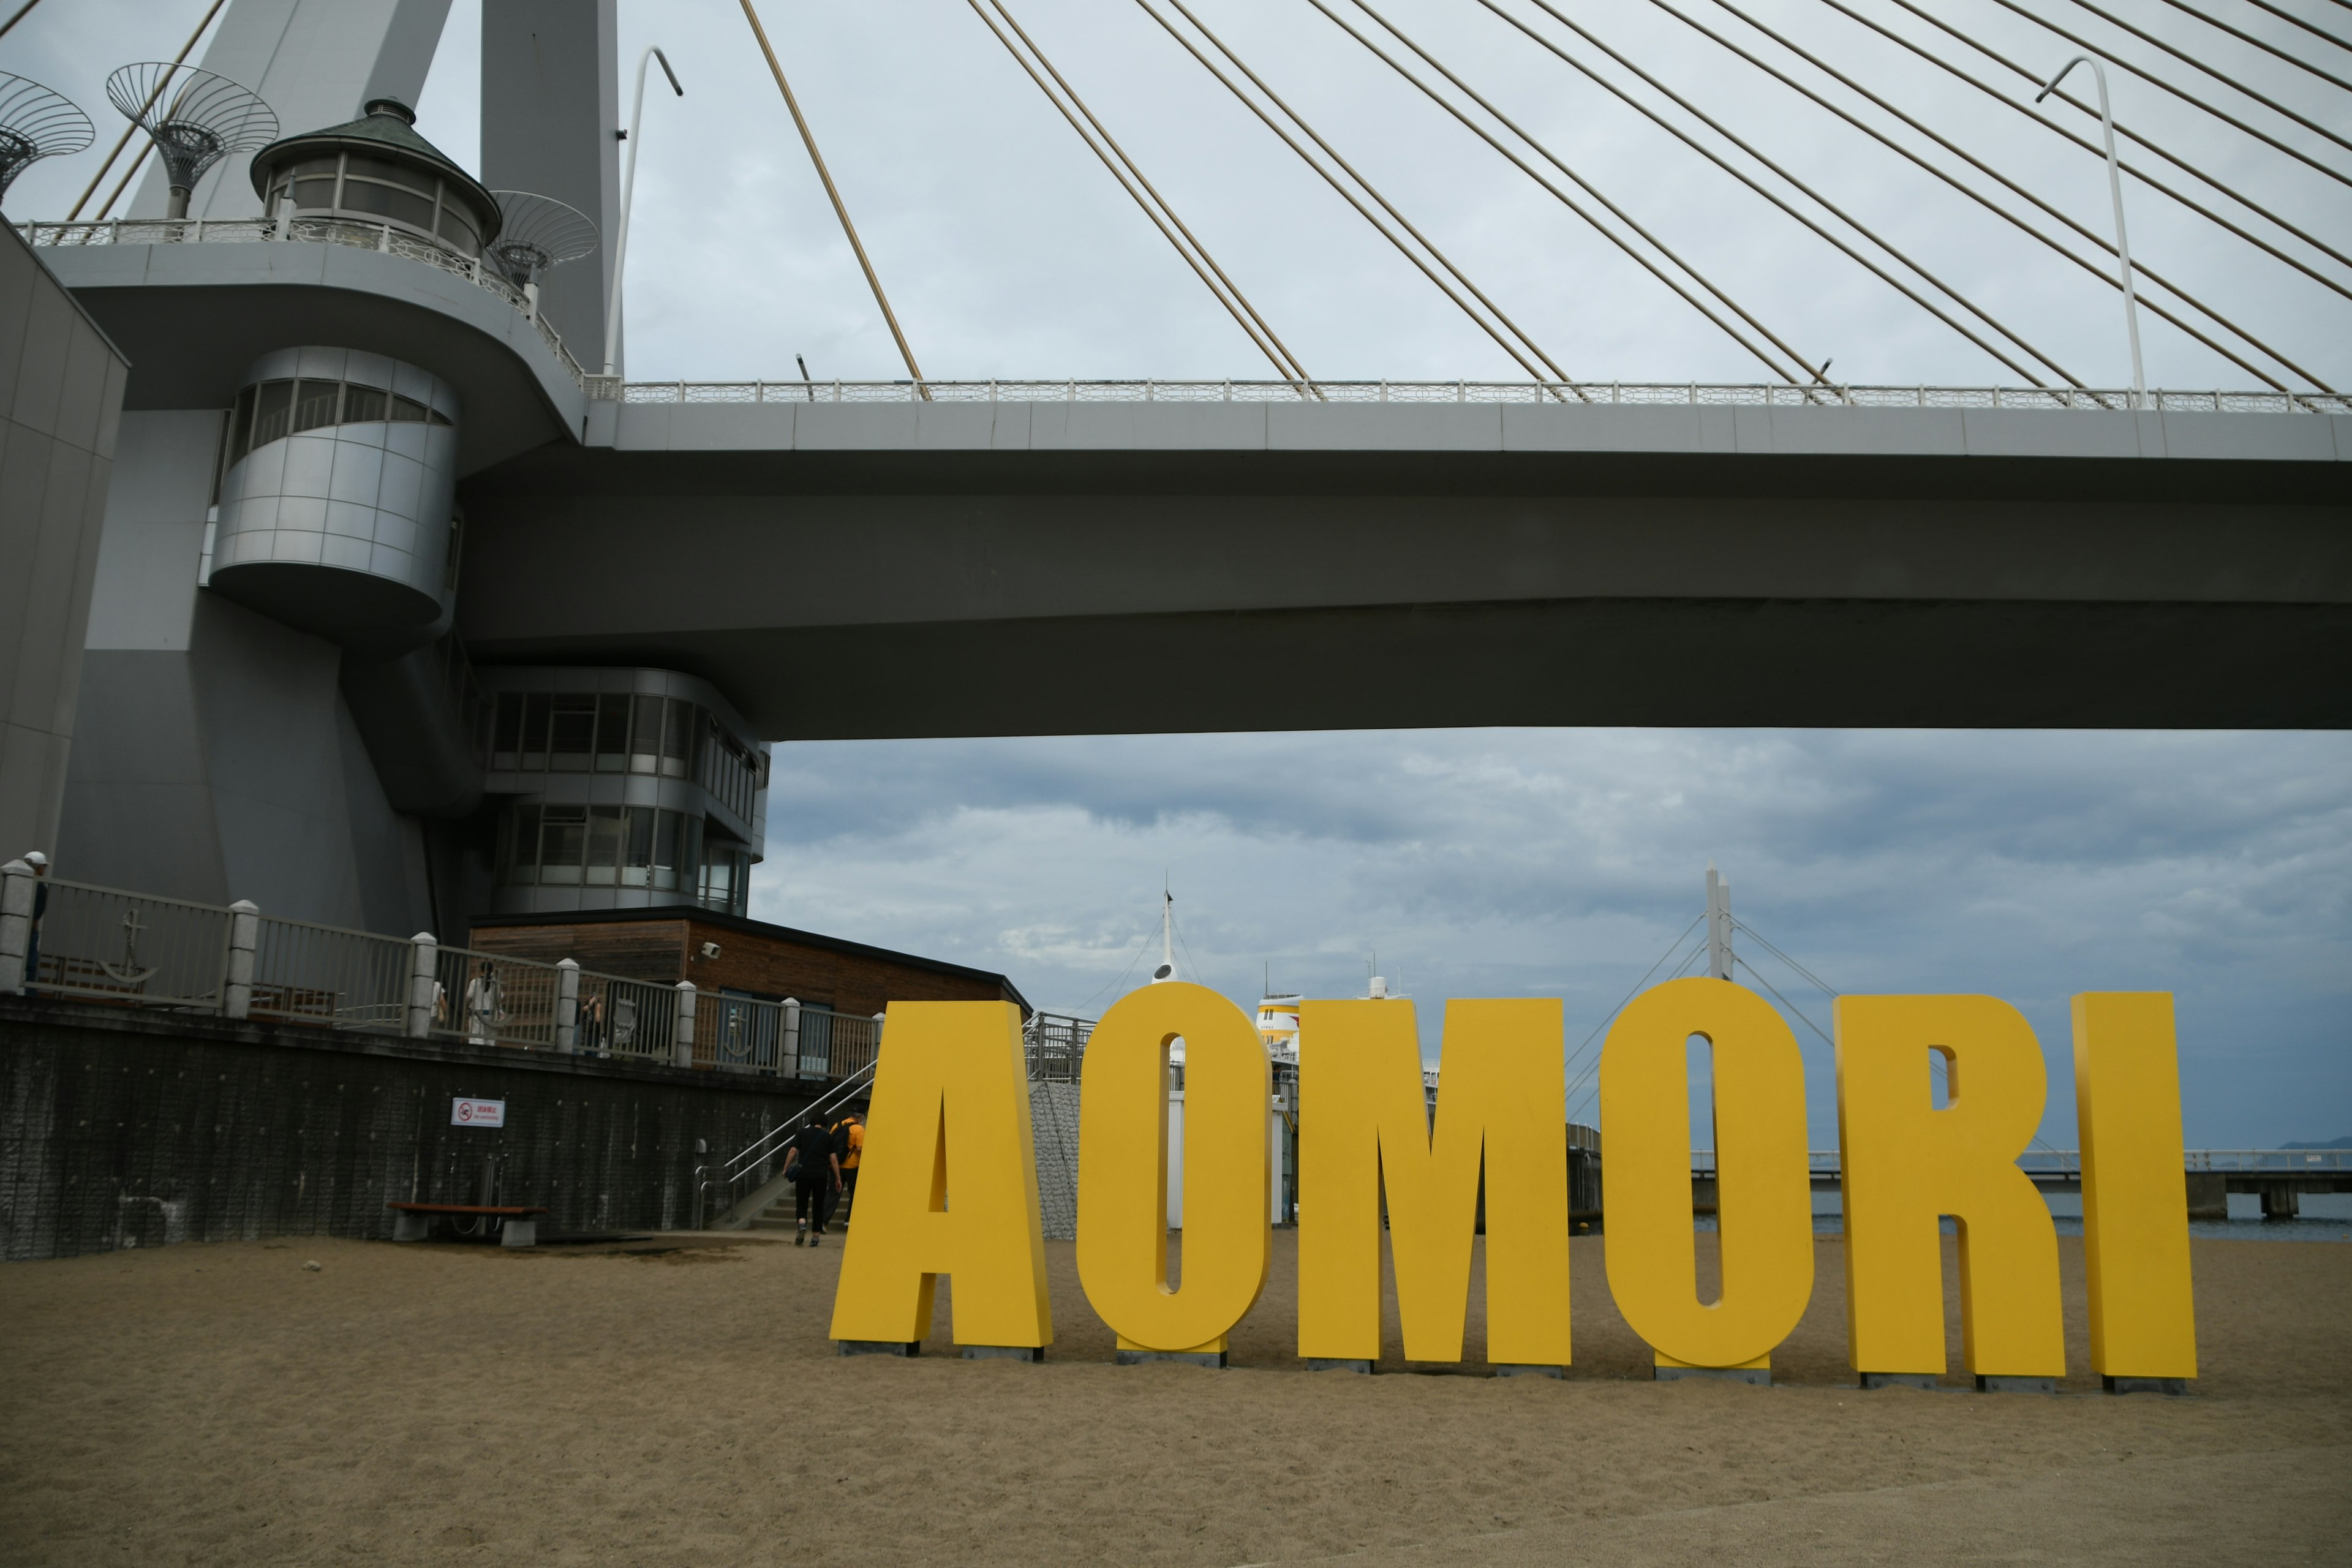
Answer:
top-left (2283, 1136), bottom-right (2352, 1150)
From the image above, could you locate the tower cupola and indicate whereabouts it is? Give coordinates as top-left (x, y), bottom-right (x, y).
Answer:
top-left (247, 97), bottom-right (501, 258)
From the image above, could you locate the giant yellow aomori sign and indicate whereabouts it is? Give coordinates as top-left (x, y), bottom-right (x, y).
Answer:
top-left (829, 979), bottom-right (2196, 1387)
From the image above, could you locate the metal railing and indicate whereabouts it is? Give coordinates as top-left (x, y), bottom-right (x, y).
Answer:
top-left (1025, 1011), bottom-right (1097, 1082)
top-left (696, 1061), bottom-right (880, 1229)
top-left (0, 861), bottom-right (879, 1084)
top-left (17, 216), bottom-right (595, 390)
top-left (2188, 1148), bottom-right (2352, 1172)
top-left (1684, 1148), bottom-right (2346, 1178)
top-left (14, 878), bottom-right (230, 1010)
top-left (249, 913), bottom-right (410, 1031)
top-left (611, 378), bottom-right (2352, 415)
top-left (20, 220), bottom-right (2348, 419)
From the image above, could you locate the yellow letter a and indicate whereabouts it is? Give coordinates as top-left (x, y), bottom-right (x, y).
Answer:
top-left (1298, 998), bottom-right (1570, 1367)
top-left (829, 1001), bottom-right (1053, 1351)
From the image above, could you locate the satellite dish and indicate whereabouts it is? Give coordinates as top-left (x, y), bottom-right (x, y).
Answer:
top-left (105, 62), bottom-right (276, 219)
top-left (0, 74), bottom-right (93, 204)
top-left (486, 190), bottom-right (598, 288)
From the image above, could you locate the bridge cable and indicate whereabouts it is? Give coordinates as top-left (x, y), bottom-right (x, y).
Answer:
top-left (1136, 0), bottom-right (1576, 388)
top-left (739, 0), bottom-right (930, 392)
top-left (1817, 0), bottom-right (2352, 312)
top-left (1982, 0), bottom-right (2352, 187)
top-left (1487, 0), bottom-right (2069, 387)
top-left (2149, 0), bottom-right (2352, 94)
top-left (1731, 919), bottom-right (2065, 1158)
top-left (2237, 0), bottom-right (2352, 53)
top-left (1679, 0), bottom-right (2335, 393)
top-left (1566, 938), bottom-right (1706, 1124)
top-left (1561, 914), bottom-right (1705, 1112)
top-left (1322, 0), bottom-right (1828, 386)
top-left (962, 0), bottom-right (1314, 386)
top-left (2052, 0), bottom-right (2352, 141)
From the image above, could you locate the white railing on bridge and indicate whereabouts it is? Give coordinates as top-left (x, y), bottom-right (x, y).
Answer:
top-left (15, 219), bottom-right (2349, 420)
top-left (1689, 1148), bottom-right (2346, 1177)
top-left (17, 216), bottom-right (597, 391)
top-left (0, 860), bottom-right (873, 1084)
top-left (614, 378), bottom-right (2352, 416)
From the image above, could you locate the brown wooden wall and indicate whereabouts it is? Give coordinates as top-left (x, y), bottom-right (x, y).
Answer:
top-left (466, 919), bottom-right (1017, 1017)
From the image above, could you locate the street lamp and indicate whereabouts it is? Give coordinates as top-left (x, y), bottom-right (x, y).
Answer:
top-left (2038, 56), bottom-right (2146, 409)
top-left (603, 44), bottom-right (684, 380)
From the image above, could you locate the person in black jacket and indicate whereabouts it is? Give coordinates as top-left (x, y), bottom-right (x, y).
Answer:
top-left (781, 1119), bottom-right (840, 1246)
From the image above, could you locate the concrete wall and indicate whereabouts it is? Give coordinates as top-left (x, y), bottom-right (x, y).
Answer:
top-left (0, 227), bottom-right (127, 865)
top-left (481, 0), bottom-right (620, 373)
top-left (0, 998), bottom-right (832, 1261)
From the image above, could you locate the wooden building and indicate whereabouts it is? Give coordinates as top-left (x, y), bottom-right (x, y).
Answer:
top-left (467, 907), bottom-right (1030, 1019)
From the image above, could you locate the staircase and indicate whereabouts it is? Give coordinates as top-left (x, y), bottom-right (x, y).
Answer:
top-left (699, 1062), bottom-right (876, 1230)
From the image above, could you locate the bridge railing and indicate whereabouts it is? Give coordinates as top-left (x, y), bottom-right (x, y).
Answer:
top-left (17, 217), bottom-right (596, 390)
top-left (612, 378), bottom-right (2352, 415)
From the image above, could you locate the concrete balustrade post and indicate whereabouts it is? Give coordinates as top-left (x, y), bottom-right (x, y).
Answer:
top-left (223, 900), bottom-right (260, 1020)
top-left (0, 860), bottom-right (34, 995)
top-left (407, 934), bottom-right (439, 1039)
top-left (554, 959), bottom-right (580, 1053)
top-left (782, 997), bottom-right (801, 1077)
top-left (674, 981), bottom-right (697, 1068)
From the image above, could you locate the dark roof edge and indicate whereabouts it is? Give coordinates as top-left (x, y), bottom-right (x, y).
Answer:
top-left (467, 904), bottom-right (1032, 1014)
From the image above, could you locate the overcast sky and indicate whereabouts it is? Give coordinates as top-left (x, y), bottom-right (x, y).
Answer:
top-left (6, 1), bottom-right (2348, 1145)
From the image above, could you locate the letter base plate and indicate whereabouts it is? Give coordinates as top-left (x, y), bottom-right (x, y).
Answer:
top-left (1305, 1358), bottom-right (1373, 1374)
top-left (1860, 1372), bottom-right (1940, 1390)
top-left (1493, 1364), bottom-right (1563, 1379)
top-left (2103, 1375), bottom-right (2190, 1396)
top-left (837, 1340), bottom-right (921, 1357)
top-left (1655, 1363), bottom-right (1770, 1386)
top-left (1975, 1375), bottom-right (2057, 1394)
top-left (1115, 1349), bottom-right (1228, 1368)
top-left (962, 1344), bottom-right (1046, 1362)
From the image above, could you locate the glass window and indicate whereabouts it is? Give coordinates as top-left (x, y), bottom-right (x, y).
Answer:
top-left (629, 695), bottom-right (663, 774)
top-left (521, 693), bottom-right (551, 768)
top-left (682, 813), bottom-right (703, 884)
top-left (586, 805), bottom-right (624, 886)
top-left (652, 809), bottom-right (680, 891)
top-left (662, 700), bottom-right (693, 778)
top-left (491, 693), bottom-right (522, 770)
top-left (292, 379), bottom-right (340, 434)
top-left (435, 202), bottom-right (482, 255)
top-left (337, 175), bottom-right (437, 232)
top-left (249, 380), bottom-right (294, 450)
top-left (595, 694), bottom-right (630, 771)
top-left (227, 385), bottom-right (257, 464)
top-left (623, 807), bottom-right (655, 888)
top-left (290, 176), bottom-right (336, 208)
top-left (497, 805), bottom-right (529, 884)
top-left (538, 805), bottom-right (586, 884)
top-left (341, 384), bottom-right (387, 423)
top-left (390, 394), bottom-right (428, 424)
top-left (549, 695), bottom-right (595, 770)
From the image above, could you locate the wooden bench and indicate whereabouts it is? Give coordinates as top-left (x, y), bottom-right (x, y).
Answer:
top-left (387, 1202), bottom-right (550, 1248)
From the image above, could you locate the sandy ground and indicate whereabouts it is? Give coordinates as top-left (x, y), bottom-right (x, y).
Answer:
top-left (1, 1229), bottom-right (2345, 1567)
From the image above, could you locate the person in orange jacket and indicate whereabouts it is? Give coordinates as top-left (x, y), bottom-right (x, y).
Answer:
top-left (824, 1113), bottom-right (864, 1231)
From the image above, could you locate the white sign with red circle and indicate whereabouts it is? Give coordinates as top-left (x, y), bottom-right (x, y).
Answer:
top-left (451, 1098), bottom-right (506, 1128)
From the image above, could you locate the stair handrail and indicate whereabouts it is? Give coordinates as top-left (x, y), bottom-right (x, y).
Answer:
top-left (701, 1059), bottom-right (879, 1227)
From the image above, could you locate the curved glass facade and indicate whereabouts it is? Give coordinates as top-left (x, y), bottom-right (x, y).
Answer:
top-left (478, 669), bottom-right (766, 919)
top-left (262, 150), bottom-right (491, 256)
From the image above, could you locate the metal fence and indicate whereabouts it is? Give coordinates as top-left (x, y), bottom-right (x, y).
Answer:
top-left (17, 879), bottom-right (230, 1010)
top-left (1025, 1011), bottom-right (1097, 1082)
top-left (611, 377), bottom-right (2352, 416)
top-left (2189, 1148), bottom-right (2352, 1172)
top-left (249, 913), bottom-right (410, 1031)
top-left (0, 862), bottom-right (883, 1082)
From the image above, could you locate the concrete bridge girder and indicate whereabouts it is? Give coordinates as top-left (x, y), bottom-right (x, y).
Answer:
top-left (459, 399), bottom-right (2352, 738)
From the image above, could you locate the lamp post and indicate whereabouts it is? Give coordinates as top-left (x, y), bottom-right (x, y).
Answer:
top-left (603, 44), bottom-right (684, 380)
top-left (2038, 56), bottom-right (2146, 409)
